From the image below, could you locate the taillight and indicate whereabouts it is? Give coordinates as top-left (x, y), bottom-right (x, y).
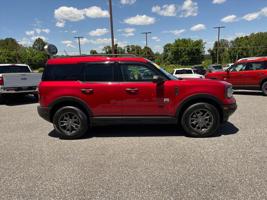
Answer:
top-left (0, 76), bottom-right (3, 85)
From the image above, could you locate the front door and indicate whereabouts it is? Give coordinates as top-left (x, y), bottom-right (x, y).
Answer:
top-left (119, 63), bottom-right (170, 116)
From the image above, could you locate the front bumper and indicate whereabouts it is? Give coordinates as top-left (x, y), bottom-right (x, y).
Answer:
top-left (222, 103), bottom-right (237, 122)
top-left (37, 106), bottom-right (51, 122)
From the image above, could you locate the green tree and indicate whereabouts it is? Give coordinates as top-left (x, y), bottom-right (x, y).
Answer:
top-left (142, 46), bottom-right (155, 61)
top-left (32, 38), bottom-right (47, 51)
top-left (90, 50), bottom-right (98, 55)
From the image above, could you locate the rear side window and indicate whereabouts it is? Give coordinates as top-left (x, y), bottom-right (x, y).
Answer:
top-left (42, 64), bottom-right (83, 81)
top-left (84, 63), bottom-right (114, 82)
top-left (0, 65), bottom-right (30, 73)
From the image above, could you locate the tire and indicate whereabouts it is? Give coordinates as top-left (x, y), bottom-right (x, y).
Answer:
top-left (33, 94), bottom-right (39, 101)
top-left (261, 81), bottom-right (267, 96)
top-left (181, 103), bottom-right (220, 137)
top-left (53, 106), bottom-right (89, 139)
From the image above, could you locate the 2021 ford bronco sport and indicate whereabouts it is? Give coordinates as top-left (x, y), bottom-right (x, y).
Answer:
top-left (38, 55), bottom-right (237, 139)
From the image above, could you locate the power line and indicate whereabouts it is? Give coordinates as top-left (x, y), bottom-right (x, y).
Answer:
top-left (74, 36), bottom-right (84, 55)
top-left (214, 26), bottom-right (225, 64)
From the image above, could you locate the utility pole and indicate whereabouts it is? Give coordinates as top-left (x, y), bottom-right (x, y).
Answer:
top-left (142, 32), bottom-right (152, 47)
top-left (74, 36), bottom-right (84, 55)
top-left (108, 0), bottom-right (115, 54)
top-left (213, 26), bottom-right (225, 64)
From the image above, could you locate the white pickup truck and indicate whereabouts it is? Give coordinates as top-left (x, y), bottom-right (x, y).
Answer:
top-left (0, 64), bottom-right (42, 103)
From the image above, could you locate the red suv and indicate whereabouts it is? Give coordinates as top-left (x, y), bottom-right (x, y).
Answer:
top-left (38, 56), bottom-right (237, 139)
top-left (206, 57), bottom-right (267, 95)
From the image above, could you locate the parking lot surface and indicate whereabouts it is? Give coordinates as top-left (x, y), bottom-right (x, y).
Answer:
top-left (0, 93), bottom-right (266, 200)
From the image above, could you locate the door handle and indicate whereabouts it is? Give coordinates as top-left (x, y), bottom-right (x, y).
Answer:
top-left (81, 88), bottom-right (94, 95)
top-left (125, 88), bottom-right (139, 94)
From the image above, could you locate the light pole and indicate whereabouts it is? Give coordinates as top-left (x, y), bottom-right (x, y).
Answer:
top-left (213, 26), bottom-right (225, 64)
top-left (141, 32), bottom-right (152, 47)
top-left (108, 0), bottom-right (115, 54)
top-left (74, 36), bottom-right (84, 55)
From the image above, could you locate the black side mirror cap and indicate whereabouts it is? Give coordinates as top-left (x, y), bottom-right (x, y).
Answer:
top-left (153, 75), bottom-right (165, 84)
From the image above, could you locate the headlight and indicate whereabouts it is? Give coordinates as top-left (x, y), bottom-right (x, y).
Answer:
top-left (226, 86), bottom-right (233, 98)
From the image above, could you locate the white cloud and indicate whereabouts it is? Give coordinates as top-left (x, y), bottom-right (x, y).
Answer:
top-left (243, 12), bottom-right (261, 21)
top-left (153, 45), bottom-right (163, 53)
top-left (79, 38), bottom-right (90, 45)
top-left (62, 40), bottom-right (75, 48)
top-left (88, 38), bottom-right (116, 45)
top-left (120, 0), bottom-right (136, 5)
top-left (83, 6), bottom-right (109, 18)
top-left (124, 15), bottom-right (155, 25)
top-left (56, 21), bottom-right (65, 28)
top-left (19, 38), bottom-right (32, 46)
top-left (180, 0), bottom-right (198, 17)
top-left (221, 15), bottom-right (238, 23)
top-left (72, 30), bottom-right (77, 34)
top-left (152, 4), bottom-right (177, 16)
top-left (54, 6), bottom-right (109, 28)
top-left (118, 28), bottom-right (136, 37)
top-left (89, 28), bottom-right (109, 36)
top-left (26, 31), bottom-right (35, 36)
top-left (152, 36), bottom-right (160, 42)
top-left (212, 0), bottom-right (226, 4)
top-left (165, 29), bottom-right (186, 36)
top-left (242, 7), bottom-right (267, 21)
top-left (190, 24), bottom-right (206, 31)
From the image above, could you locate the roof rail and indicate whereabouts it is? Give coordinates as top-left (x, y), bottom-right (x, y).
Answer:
top-left (54, 54), bottom-right (138, 58)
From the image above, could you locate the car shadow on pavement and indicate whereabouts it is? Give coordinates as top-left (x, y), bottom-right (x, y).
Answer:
top-left (48, 122), bottom-right (239, 140)
top-left (0, 95), bottom-right (38, 106)
top-left (234, 90), bottom-right (263, 96)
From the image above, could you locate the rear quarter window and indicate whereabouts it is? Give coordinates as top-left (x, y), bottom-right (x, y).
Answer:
top-left (42, 64), bottom-right (83, 81)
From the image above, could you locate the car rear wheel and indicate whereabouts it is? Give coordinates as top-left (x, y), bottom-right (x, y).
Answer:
top-left (53, 106), bottom-right (89, 139)
top-left (261, 81), bottom-right (267, 96)
top-left (181, 103), bottom-right (220, 137)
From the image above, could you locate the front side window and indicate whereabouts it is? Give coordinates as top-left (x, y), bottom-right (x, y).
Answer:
top-left (230, 64), bottom-right (246, 72)
top-left (84, 63), bottom-right (114, 82)
top-left (121, 64), bottom-right (158, 82)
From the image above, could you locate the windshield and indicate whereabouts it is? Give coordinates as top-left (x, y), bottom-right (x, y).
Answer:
top-left (0, 65), bottom-right (31, 73)
top-left (149, 61), bottom-right (177, 80)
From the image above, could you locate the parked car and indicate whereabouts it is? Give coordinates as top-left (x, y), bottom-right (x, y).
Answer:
top-left (192, 65), bottom-right (207, 75)
top-left (173, 68), bottom-right (204, 79)
top-left (0, 64), bottom-right (42, 103)
top-left (38, 55), bottom-right (237, 139)
top-left (207, 64), bottom-right (224, 73)
top-left (206, 57), bottom-right (267, 95)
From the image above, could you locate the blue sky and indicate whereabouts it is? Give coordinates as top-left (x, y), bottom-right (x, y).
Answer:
top-left (0, 0), bottom-right (267, 54)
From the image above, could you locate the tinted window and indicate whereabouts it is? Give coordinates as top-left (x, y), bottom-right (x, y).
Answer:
top-left (175, 70), bottom-right (193, 74)
top-left (84, 64), bottom-right (114, 82)
top-left (122, 64), bottom-right (158, 82)
top-left (42, 64), bottom-right (83, 81)
top-left (0, 65), bottom-right (30, 73)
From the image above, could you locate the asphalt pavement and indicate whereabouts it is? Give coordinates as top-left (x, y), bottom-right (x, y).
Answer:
top-left (0, 92), bottom-right (266, 200)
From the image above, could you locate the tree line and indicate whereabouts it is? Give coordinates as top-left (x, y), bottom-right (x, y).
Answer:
top-left (0, 32), bottom-right (266, 71)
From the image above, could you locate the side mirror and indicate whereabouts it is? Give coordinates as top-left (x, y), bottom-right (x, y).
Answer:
top-left (153, 75), bottom-right (165, 84)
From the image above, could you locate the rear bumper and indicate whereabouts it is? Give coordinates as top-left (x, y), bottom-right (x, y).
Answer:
top-left (222, 103), bottom-right (237, 122)
top-left (37, 106), bottom-right (51, 122)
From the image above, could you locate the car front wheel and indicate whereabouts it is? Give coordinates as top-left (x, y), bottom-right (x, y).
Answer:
top-left (261, 81), bottom-right (267, 96)
top-left (53, 106), bottom-right (89, 139)
top-left (181, 103), bottom-right (220, 137)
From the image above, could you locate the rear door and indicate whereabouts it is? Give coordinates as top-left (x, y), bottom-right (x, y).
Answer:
top-left (80, 62), bottom-right (122, 116)
top-left (119, 62), bottom-right (171, 116)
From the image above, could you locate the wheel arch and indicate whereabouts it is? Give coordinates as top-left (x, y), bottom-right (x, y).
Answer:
top-left (260, 78), bottom-right (267, 88)
top-left (176, 94), bottom-right (224, 124)
top-left (48, 97), bottom-right (93, 123)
